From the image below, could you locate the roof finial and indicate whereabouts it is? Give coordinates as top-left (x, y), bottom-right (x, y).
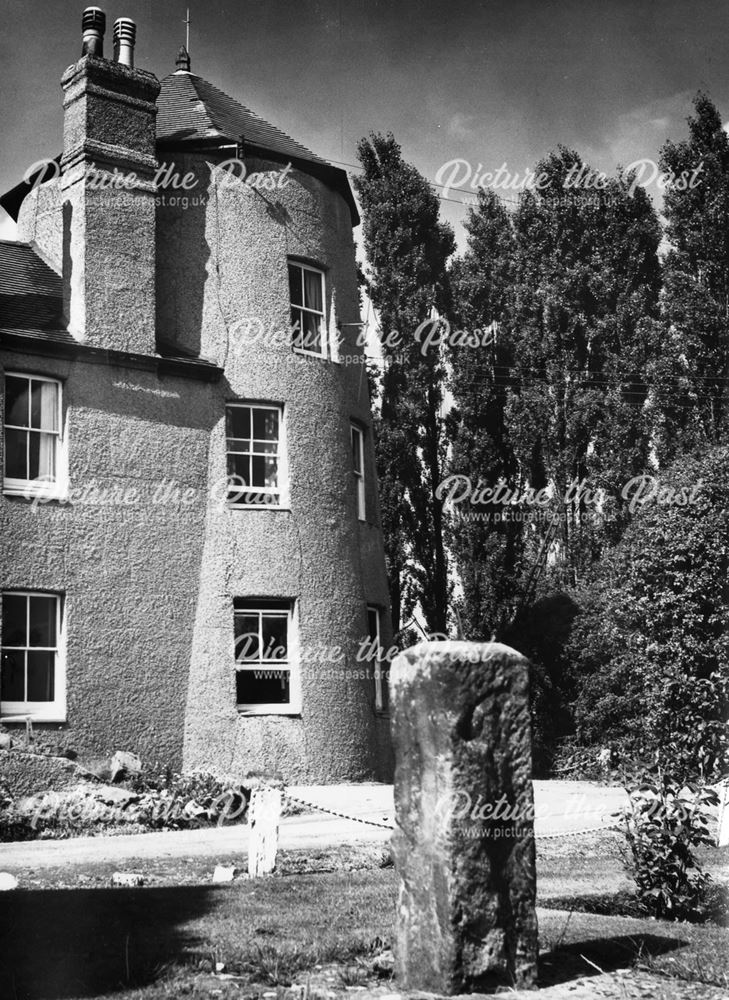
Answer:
top-left (176, 44), bottom-right (191, 72)
top-left (176, 7), bottom-right (191, 71)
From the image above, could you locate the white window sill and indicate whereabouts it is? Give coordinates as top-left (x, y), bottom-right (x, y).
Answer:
top-left (237, 705), bottom-right (301, 716)
top-left (227, 503), bottom-right (290, 511)
top-left (292, 348), bottom-right (328, 361)
top-left (3, 486), bottom-right (66, 502)
top-left (1, 712), bottom-right (67, 724)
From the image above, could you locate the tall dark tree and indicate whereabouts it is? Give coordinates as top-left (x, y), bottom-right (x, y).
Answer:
top-left (447, 153), bottom-right (661, 769)
top-left (354, 133), bottom-right (455, 635)
top-left (447, 150), bottom-right (661, 636)
top-left (447, 189), bottom-right (525, 639)
top-left (505, 148), bottom-right (661, 587)
top-left (653, 93), bottom-right (729, 462)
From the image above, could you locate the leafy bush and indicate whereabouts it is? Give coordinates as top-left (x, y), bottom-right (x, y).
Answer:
top-left (650, 672), bottom-right (729, 783)
top-left (567, 446), bottom-right (729, 780)
top-left (550, 737), bottom-right (612, 780)
top-left (0, 769), bottom-right (251, 842)
top-left (129, 771), bottom-right (249, 830)
top-left (621, 777), bottom-right (718, 921)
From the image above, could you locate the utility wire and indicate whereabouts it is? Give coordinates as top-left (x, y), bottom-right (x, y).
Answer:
top-left (326, 154), bottom-right (522, 208)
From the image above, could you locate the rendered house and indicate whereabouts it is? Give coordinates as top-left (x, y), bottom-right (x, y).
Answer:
top-left (0, 9), bottom-right (394, 782)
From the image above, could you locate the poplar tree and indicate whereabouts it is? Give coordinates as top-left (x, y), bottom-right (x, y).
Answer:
top-left (354, 133), bottom-right (455, 636)
top-left (448, 150), bottom-right (661, 633)
top-left (505, 148), bottom-right (661, 585)
top-left (653, 93), bottom-right (729, 462)
top-left (447, 188), bottom-right (524, 639)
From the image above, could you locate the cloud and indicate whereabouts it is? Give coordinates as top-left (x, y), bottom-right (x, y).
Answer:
top-left (448, 112), bottom-right (479, 140)
top-left (582, 91), bottom-right (695, 174)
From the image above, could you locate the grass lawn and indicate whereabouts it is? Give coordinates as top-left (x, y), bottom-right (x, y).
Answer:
top-left (0, 869), bottom-right (393, 1000)
top-left (2, 843), bottom-right (729, 1000)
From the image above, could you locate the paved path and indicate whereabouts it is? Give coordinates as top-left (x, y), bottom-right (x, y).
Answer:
top-left (0, 780), bottom-right (628, 869)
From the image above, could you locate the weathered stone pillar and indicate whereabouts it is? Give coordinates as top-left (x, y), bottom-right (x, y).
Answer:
top-left (390, 641), bottom-right (538, 993)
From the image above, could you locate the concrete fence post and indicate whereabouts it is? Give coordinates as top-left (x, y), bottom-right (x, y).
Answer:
top-left (390, 640), bottom-right (538, 993)
top-left (247, 785), bottom-right (282, 877)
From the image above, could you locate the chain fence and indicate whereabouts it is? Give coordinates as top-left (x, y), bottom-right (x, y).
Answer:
top-left (280, 788), bottom-right (624, 840)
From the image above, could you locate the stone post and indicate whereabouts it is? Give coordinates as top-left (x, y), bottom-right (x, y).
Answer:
top-left (247, 785), bottom-right (282, 877)
top-left (390, 641), bottom-right (538, 993)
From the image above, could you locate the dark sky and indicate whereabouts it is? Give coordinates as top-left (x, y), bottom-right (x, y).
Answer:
top-left (1, 0), bottom-right (729, 243)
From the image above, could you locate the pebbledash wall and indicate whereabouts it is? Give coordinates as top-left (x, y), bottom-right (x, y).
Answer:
top-left (0, 12), bottom-right (394, 781)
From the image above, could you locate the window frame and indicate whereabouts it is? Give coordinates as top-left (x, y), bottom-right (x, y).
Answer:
top-left (233, 599), bottom-right (301, 715)
top-left (288, 259), bottom-right (327, 359)
top-left (0, 590), bottom-right (66, 723)
top-left (225, 402), bottom-right (288, 509)
top-left (367, 604), bottom-right (388, 714)
top-left (3, 372), bottom-right (65, 499)
top-left (351, 422), bottom-right (366, 521)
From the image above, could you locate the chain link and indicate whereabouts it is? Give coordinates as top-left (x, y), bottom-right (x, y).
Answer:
top-left (535, 823), bottom-right (622, 840)
top-left (281, 789), bottom-right (622, 839)
top-left (282, 790), bottom-right (395, 830)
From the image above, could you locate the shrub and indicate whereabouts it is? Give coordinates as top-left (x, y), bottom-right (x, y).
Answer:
top-left (121, 770), bottom-right (249, 830)
top-left (550, 737), bottom-right (609, 780)
top-left (567, 445), bottom-right (729, 780)
top-left (0, 769), bottom-right (251, 842)
top-left (621, 777), bottom-right (718, 921)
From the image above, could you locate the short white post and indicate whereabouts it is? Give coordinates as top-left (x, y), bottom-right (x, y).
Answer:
top-left (247, 785), bottom-right (283, 876)
top-left (718, 780), bottom-right (729, 848)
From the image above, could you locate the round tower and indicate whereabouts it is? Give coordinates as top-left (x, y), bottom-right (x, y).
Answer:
top-left (154, 59), bottom-right (394, 781)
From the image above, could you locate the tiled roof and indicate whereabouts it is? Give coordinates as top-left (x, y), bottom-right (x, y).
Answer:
top-left (155, 70), bottom-right (357, 221)
top-left (1, 67), bottom-right (358, 224)
top-left (157, 72), bottom-right (329, 167)
top-left (0, 241), bottom-right (61, 297)
top-left (0, 241), bottom-right (66, 335)
top-left (0, 241), bottom-right (222, 378)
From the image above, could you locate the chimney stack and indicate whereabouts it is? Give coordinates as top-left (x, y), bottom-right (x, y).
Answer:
top-left (113, 17), bottom-right (136, 67)
top-left (60, 8), bottom-right (160, 353)
top-left (81, 6), bottom-right (105, 57)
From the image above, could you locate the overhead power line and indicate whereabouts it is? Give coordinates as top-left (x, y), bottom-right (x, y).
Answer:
top-left (326, 154), bottom-right (523, 208)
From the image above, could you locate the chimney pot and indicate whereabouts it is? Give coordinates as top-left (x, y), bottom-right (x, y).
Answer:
top-left (114, 17), bottom-right (136, 67)
top-left (82, 6), bottom-right (106, 58)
